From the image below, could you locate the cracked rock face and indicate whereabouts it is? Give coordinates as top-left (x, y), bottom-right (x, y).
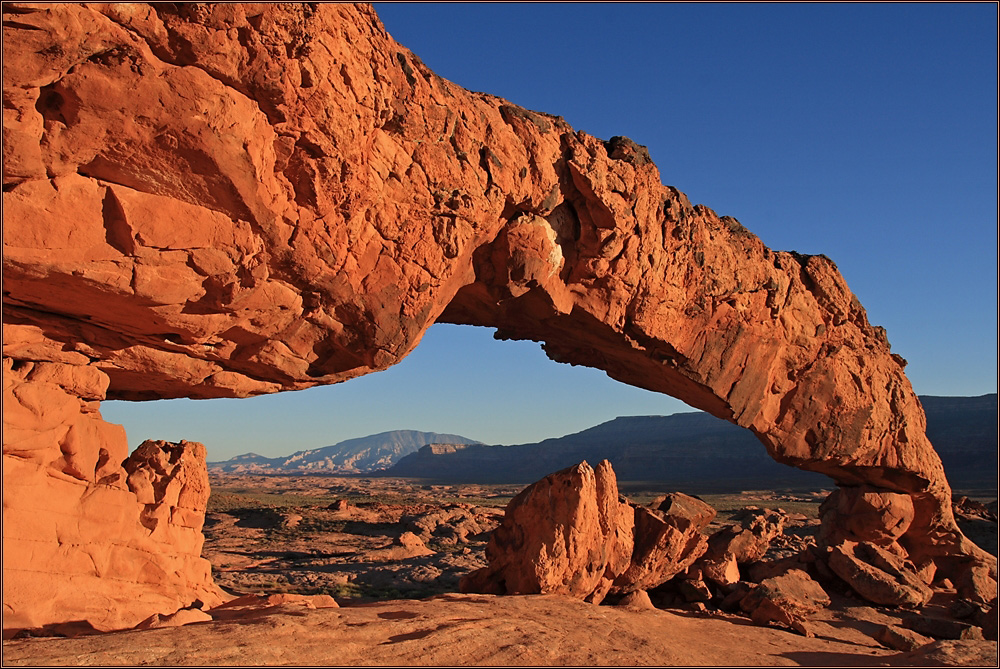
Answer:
top-left (2, 355), bottom-right (224, 632)
top-left (1, 2), bottom-right (994, 629)
top-left (459, 460), bottom-right (635, 603)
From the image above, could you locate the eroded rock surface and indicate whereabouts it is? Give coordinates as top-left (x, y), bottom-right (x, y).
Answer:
top-left (403, 504), bottom-right (499, 546)
top-left (611, 493), bottom-right (716, 594)
top-left (739, 569), bottom-right (831, 637)
top-left (2, 1), bottom-right (993, 629)
top-left (696, 508), bottom-right (787, 586)
top-left (2, 356), bottom-right (223, 632)
top-left (460, 460), bottom-right (634, 603)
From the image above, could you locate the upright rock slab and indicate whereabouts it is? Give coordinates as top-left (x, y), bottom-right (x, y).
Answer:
top-left (460, 460), bottom-right (634, 603)
top-left (2, 2), bottom-right (993, 627)
top-left (462, 462), bottom-right (719, 601)
top-left (612, 494), bottom-right (716, 593)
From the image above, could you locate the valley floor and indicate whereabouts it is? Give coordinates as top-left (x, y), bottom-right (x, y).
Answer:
top-left (3, 475), bottom-right (996, 667)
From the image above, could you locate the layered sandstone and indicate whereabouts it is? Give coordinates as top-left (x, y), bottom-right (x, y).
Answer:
top-left (2, 355), bottom-right (224, 631)
top-left (460, 460), bottom-right (634, 603)
top-left (2, 2), bottom-right (993, 629)
top-left (462, 461), bottom-right (729, 602)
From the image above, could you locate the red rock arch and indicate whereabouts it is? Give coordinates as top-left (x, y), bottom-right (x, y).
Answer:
top-left (2, 3), bottom-right (991, 630)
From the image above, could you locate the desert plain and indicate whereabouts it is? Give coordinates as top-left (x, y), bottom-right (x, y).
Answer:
top-left (3, 471), bottom-right (997, 667)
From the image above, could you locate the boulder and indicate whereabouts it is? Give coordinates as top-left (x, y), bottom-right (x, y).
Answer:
top-left (979, 603), bottom-right (998, 641)
top-left (746, 554), bottom-right (813, 584)
top-left (818, 486), bottom-right (914, 547)
top-left (827, 541), bottom-right (933, 608)
top-left (718, 581), bottom-right (753, 612)
top-left (697, 508), bottom-right (786, 586)
top-left (617, 589), bottom-right (656, 611)
top-left (361, 531), bottom-right (436, 561)
top-left (739, 569), bottom-right (831, 637)
top-left (882, 640), bottom-right (1000, 667)
top-left (611, 494), bottom-right (716, 593)
top-left (677, 579), bottom-right (714, 603)
top-left (701, 555), bottom-right (742, 587)
top-left (397, 531), bottom-right (429, 550)
top-left (902, 615), bottom-right (985, 641)
top-left (954, 562), bottom-right (999, 606)
top-left (460, 460), bottom-right (633, 603)
top-left (875, 624), bottom-right (934, 651)
top-left (650, 493), bottom-right (718, 529)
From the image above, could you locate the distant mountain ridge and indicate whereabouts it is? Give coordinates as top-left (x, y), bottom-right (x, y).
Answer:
top-left (208, 430), bottom-right (482, 474)
top-left (384, 394), bottom-right (997, 492)
top-left (920, 394), bottom-right (998, 490)
top-left (208, 396), bottom-right (996, 490)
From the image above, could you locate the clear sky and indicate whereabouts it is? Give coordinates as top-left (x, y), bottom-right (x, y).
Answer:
top-left (102, 3), bottom-right (998, 461)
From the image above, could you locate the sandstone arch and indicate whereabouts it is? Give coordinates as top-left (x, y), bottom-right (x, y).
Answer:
top-left (2, 3), bottom-right (992, 630)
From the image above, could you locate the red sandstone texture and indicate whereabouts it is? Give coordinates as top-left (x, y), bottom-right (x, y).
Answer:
top-left (1, 2), bottom-right (994, 630)
top-left (696, 508), bottom-right (787, 586)
top-left (2, 356), bottom-right (224, 631)
top-left (459, 461), bottom-right (636, 602)
top-left (460, 461), bottom-right (719, 602)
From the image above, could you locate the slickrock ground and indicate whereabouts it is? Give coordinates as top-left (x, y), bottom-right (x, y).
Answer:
top-left (4, 593), bottom-right (997, 667)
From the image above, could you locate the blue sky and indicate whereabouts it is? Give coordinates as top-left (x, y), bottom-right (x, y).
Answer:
top-left (102, 3), bottom-right (998, 461)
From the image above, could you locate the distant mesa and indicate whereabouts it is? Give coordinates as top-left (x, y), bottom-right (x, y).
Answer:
top-left (422, 443), bottom-right (474, 456)
top-left (207, 395), bottom-right (997, 494)
top-left (384, 395), bottom-right (998, 491)
top-left (208, 430), bottom-right (482, 474)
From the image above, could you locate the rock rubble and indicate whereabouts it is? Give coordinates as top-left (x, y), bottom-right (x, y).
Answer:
top-left (463, 460), bottom-right (997, 639)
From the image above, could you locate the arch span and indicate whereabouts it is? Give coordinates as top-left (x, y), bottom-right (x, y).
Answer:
top-left (1, 3), bottom-right (991, 630)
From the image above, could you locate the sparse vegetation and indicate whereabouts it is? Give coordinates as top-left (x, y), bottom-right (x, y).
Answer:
top-left (696, 494), bottom-right (823, 520)
top-left (208, 490), bottom-right (340, 512)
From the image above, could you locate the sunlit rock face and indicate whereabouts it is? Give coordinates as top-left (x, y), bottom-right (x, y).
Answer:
top-left (1, 2), bottom-right (992, 630)
top-left (2, 358), bottom-right (224, 631)
top-left (461, 460), bottom-right (636, 602)
top-left (459, 460), bottom-right (720, 602)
